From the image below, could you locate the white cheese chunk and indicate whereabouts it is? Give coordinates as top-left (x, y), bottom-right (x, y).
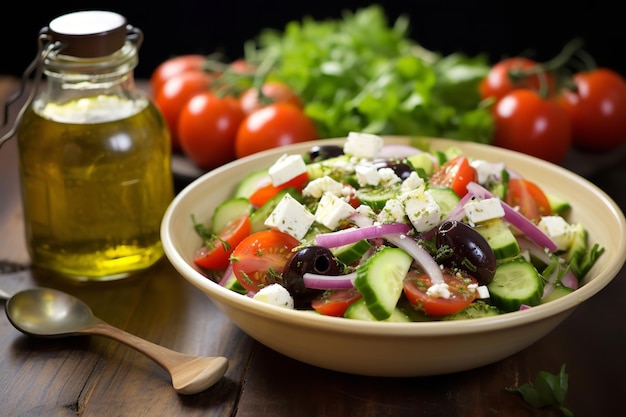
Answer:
top-left (264, 193), bottom-right (315, 240)
top-left (377, 167), bottom-right (402, 186)
top-left (302, 175), bottom-right (344, 199)
top-left (400, 171), bottom-right (424, 193)
top-left (538, 215), bottom-right (575, 250)
top-left (355, 164), bottom-right (381, 187)
top-left (343, 132), bottom-right (384, 159)
top-left (402, 188), bottom-right (441, 232)
top-left (464, 197), bottom-right (505, 224)
top-left (315, 192), bottom-right (357, 230)
top-left (268, 153), bottom-right (307, 186)
top-left (426, 283), bottom-right (451, 299)
top-left (471, 159), bottom-right (499, 185)
top-left (253, 284), bottom-right (294, 309)
top-left (377, 198), bottom-right (407, 224)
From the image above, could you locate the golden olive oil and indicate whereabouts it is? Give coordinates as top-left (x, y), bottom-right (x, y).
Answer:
top-left (16, 96), bottom-right (174, 280)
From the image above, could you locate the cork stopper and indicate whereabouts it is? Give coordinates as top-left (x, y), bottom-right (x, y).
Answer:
top-left (47, 11), bottom-right (128, 58)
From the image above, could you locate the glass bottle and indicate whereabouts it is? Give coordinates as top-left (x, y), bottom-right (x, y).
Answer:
top-left (15, 11), bottom-right (174, 281)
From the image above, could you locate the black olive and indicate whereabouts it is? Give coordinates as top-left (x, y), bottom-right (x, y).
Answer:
top-left (282, 246), bottom-right (342, 307)
top-left (308, 145), bottom-right (344, 162)
top-left (436, 220), bottom-right (497, 285)
top-left (372, 159), bottom-right (414, 181)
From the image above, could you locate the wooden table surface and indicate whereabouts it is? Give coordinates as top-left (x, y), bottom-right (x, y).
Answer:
top-left (1, 75), bottom-right (625, 417)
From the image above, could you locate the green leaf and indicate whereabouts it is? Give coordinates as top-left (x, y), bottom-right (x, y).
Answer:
top-left (506, 364), bottom-right (574, 417)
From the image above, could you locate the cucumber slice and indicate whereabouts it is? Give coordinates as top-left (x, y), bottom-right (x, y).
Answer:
top-left (475, 218), bottom-right (520, 260)
top-left (426, 186), bottom-right (460, 219)
top-left (331, 239), bottom-right (371, 265)
top-left (565, 223), bottom-right (587, 263)
top-left (356, 185), bottom-right (400, 211)
top-left (354, 247), bottom-right (413, 320)
top-left (441, 300), bottom-right (501, 320)
top-left (487, 258), bottom-right (544, 312)
top-left (211, 197), bottom-right (253, 234)
top-left (344, 298), bottom-right (412, 322)
top-left (306, 155), bottom-right (351, 180)
top-left (234, 168), bottom-right (269, 199)
top-left (546, 193), bottom-right (571, 215)
top-left (541, 284), bottom-right (573, 303)
top-left (222, 273), bottom-right (248, 295)
top-left (406, 153), bottom-right (435, 177)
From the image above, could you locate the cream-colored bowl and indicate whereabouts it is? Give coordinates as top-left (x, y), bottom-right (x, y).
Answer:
top-left (161, 137), bottom-right (626, 377)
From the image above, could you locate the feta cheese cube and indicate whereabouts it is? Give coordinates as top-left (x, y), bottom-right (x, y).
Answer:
top-left (402, 188), bottom-right (441, 232)
top-left (538, 215), bottom-right (574, 250)
top-left (471, 159), bottom-right (497, 185)
top-left (343, 132), bottom-right (384, 159)
top-left (315, 192), bottom-right (357, 230)
top-left (264, 193), bottom-right (315, 240)
top-left (268, 153), bottom-right (307, 186)
top-left (302, 175), bottom-right (343, 199)
top-left (355, 164), bottom-right (381, 187)
top-left (400, 171), bottom-right (425, 193)
top-left (464, 198), bottom-right (505, 224)
top-left (377, 167), bottom-right (401, 186)
top-left (426, 283), bottom-right (451, 299)
top-left (377, 198), bottom-right (407, 224)
top-left (253, 284), bottom-right (294, 309)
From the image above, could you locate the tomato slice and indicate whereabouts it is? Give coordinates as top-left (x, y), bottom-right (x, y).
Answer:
top-left (505, 178), bottom-right (551, 222)
top-left (248, 172), bottom-right (309, 207)
top-left (402, 269), bottom-right (478, 316)
top-left (311, 288), bottom-right (363, 317)
top-left (231, 230), bottom-right (300, 293)
top-left (194, 214), bottom-right (251, 270)
top-left (429, 156), bottom-right (477, 197)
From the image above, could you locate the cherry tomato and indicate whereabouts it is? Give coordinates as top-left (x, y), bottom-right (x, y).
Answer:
top-left (429, 156), bottom-right (477, 197)
top-left (231, 230), bottom-right (300, 293)
top-left (492, 89), bottom-right (571, 164)
top-left (480, 57), bottom-right (554, 102)
top-left (154, 71), bottom-right (213, 151)
top-left (150, 54), bottom-right (208, 96)
top-left (558, 68), bottom-right (626, 152)
top-left (235, 103), bottom-right (318, 158)
top-left (505, 178), bottom-right (551, 222)
top-left (239, 81), bottom-right (303, 115)
top-left (402, 269), bottom-right (478, 316)
top-left (248, 172), bottom-right (309, 207)
top-left (311, 288), bottom-right (363, 317)
top-left (194, 214), bottom-right (251, 271)
top-left (178, 92), bottom-right (245, 169)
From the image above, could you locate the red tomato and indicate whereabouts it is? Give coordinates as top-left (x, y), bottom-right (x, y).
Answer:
top-left (194, 214), bottom-right (251, 271)
top-left (248, 172), bottom-right (309, 207)
top-left (239, 81), bottom-right (303, 115)
top-left (178, 92), bottom-right (245, 169)
top-left (231, 230), bottom-right (300, 293)
top-left (505, 178), bottom-right (551, 222)
top-left (480, 57), bottom-right (554, 102)
top-left (311, 288), bottom-right (363, 317)
top-left (429, 156), bottom-right (477, 197)
top-left (154, 71), bottom-right (213, 151)
top-left (235, 103), bottom-right (318, 158)
top-left (150, 54), bottom-right (208, 96)
top-left (492, 89), bottom-right (571, 164)
top-left (402, 269), bottom-right (478, 316)
top-left (558, 68), bottom-right (626, 152)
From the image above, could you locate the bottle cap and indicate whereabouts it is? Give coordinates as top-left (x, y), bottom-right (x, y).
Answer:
top-left (47, 10), bottom-right (128, 58)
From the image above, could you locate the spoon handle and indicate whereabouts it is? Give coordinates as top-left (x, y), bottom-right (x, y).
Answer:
top-left (86, 319), bottom-right (228, 394)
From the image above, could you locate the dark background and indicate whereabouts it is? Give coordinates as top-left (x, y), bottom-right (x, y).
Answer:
top-left (3, 0), bottom-right (624, 79)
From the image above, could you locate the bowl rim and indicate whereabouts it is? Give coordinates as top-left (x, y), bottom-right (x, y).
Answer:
top-left (162, 136), bottom-right (626, 336)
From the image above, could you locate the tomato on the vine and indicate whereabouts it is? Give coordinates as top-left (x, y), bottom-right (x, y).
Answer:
top-left (429, 156), bottom-right (477, 197)
top-left (154, 70), bottom-right (213, 151)
top-left (235, 103), bottom-right (318, 158)
top-left (505, 178), bottom-right (551, 222)
top-left (402, 269), bottom-right (478, 316)
top-left (230, 230), bottom-right (300, 293)
top-left (150, 54), bottom-right (208, 96)
top-left (558, 68), bottom-right (626, 152)
top-left (239, 81), bottom-right (303, 115)
top-left (480, 57), bottom-right (554, 102)
top-left (178, 92), bottom-right (245, 169)
top-left (492, 89), bottom-right (571, 164)
top-left (194, 214), bottom-right (251, 271)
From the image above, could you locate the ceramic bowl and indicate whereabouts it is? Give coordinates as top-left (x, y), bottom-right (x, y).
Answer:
top-left (161, 137), bottom-right (626, 377)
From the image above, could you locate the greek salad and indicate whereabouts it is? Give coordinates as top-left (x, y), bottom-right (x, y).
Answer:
top-left (191, 133), bottom-right (604, 321)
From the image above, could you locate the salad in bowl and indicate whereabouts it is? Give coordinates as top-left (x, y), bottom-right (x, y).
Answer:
top-left (161, 133), bottom-right (624, 376)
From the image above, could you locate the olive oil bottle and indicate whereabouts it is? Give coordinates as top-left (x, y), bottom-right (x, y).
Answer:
top-left (15, 11), bottom-right (174, 280)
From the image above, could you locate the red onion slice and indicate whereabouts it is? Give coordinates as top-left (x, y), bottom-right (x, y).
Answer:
top-left (315, 223), bottom-right (411, 248)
